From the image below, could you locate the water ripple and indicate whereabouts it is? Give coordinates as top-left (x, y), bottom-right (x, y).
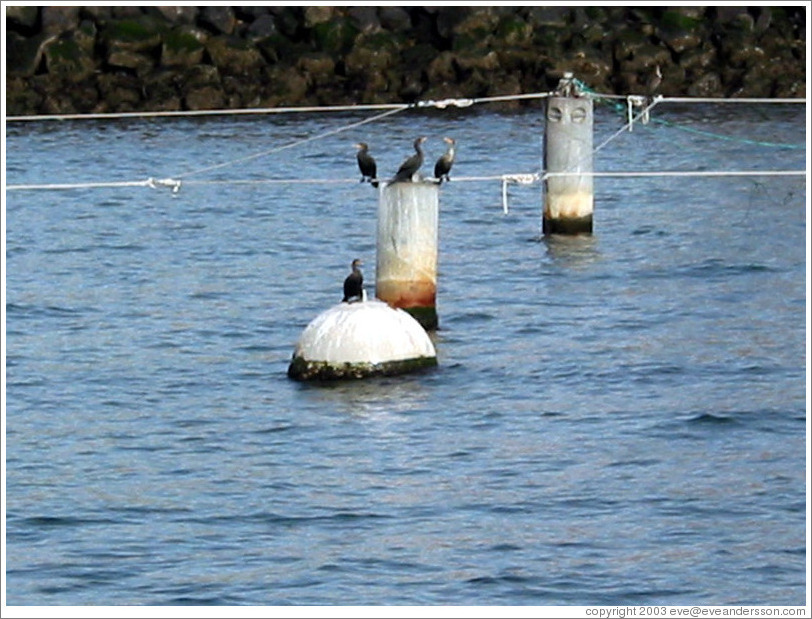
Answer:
top-left (5, 108), bottom-right (806, 606)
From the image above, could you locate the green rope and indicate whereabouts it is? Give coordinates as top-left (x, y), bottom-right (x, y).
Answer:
top-left (574, 78), bottom-right (805, 151)
top-left (646, 116), bottom-right (804, 149)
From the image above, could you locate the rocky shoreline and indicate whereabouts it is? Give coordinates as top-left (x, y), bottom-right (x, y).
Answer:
top-left (5, 6), bottom-right (806, 116)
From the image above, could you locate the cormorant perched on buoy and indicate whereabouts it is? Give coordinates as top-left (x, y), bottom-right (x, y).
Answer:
top-left (354, 142), bottom-right (378, 187)
top-left (434, 137), bottom-right (456, 184)
top-left (393, 136), bottom-right (427, 183)
top-left (342, 259), bottom-right (364, 303)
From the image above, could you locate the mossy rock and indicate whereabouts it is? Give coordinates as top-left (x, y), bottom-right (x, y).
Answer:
top-left (618, 42), bottom-right (671, 73)
top-left (7, 32), bottom-right (55, 77)
top-left (311, 18), bottom-right (358, 54)
top-left (95, 73), bottom-right (142, 110)
top-left (678, 44), bottom-right (718, 73)
top-left (6, 77), bottom-right (44, 115)
top-left (265, 65), bottom-right (309, 103)
top-left (103, 16), bottom-right (165, 52)
top-left (74, 20), bottom-right (98, 54)
top-left (184, 85), bottom-right (226, 111)
top-left (356, 31), bottom-right (404, 55)
top-left (345, 43), bottom-right (396, 75)
top-left (686, 71), bottom-right (723, 97)
top-left (162, 27), bottom-right (207, 67)
top-left (496, 47), bottom-right (545, 74)
top-left (401, 43), bottom-right (442, 69)
top-left (532, 27), bottom-right (566, 54)
top-left (180, 64), bottom-right (221, 89)
top-left (495, 15), bottom-right (534, 47)
top-left (613, 27), bottom-right (649, 61)
top-left (205, 35), bottom-right (265, 74)
top-left (454, 50), bottom-right (501, 73)
top-left (661, 29), bottom-right (703, 54)
top-left (163, 26), bottom-right (207, 53)
top-left (297, 53), bottom-right (336, 86)
top-left (44, 37), bottom-right (96, 81)
top-left (727, 41), bottom-right (767, 69)
top-left (6, 6), bottom-right (40, 30)
top-left (426, 51), bottom-right (457, 83)
top-left (107, 49), bottom-right (155, 75)
top-left (660, 9), bottom-right (703, 32)
top-left (452, 30), bottom-right (493, 52)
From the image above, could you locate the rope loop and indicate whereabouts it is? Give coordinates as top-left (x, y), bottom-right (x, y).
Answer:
top-left (146, 177), bottom-right (183, 193)
top-left (417, 98), bottom-right (475, 109)
top-left (502, 173), bottom-right (539, 185)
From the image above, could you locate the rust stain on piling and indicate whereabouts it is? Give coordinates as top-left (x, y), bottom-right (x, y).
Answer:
top-left (376, 279), bottom-right (436, 309)
top-left (376, 279), bottom-right (437, 330)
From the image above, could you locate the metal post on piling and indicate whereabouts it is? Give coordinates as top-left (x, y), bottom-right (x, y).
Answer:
top-left (543, 73), bottom-right (594, 235)
top-left (376, 180), bottom-right (439, 331)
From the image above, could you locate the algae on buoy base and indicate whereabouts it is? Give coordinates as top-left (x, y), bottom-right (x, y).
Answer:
top-left (287, 299), bottom-right (437, 381)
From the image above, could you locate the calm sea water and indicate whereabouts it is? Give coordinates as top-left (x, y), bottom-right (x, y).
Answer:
top-left (4, 103), bottom-right (807, 606)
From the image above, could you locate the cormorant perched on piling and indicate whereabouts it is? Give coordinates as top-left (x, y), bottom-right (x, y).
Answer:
top-left (434, 137), bottom-right (456, 184)
top-left (393, 136), bottom-right (427, 183)
top-left (342, 259), bottom-right (364, 303)
top-left (355, 142), bottom-right (378, 187)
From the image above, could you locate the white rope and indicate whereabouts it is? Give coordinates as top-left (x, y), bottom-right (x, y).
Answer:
top-left (6, 85), bottom-right (805, 193)
top-left (172, 105), bottom-right (409, 179)
top-left (594, 96), bottom-right (663, 153)
top-left (416, 92), bottom-right (552, 109)
top-left (5, 102), bottom-right (410, 123)
top-left (6, 177), bottom-right (183, 191)
top-left (544, 170), bottom-right (806, 178)
top-left (585, 92), bottom-right (806, 104)
top-left (6, 92), bottom-right (555, 123)
top-left (659, 96), bottom-right (806, 104)
top-left (7, 89), bottom-right (804, 124)
top-left (8, 169), bottom-right (804, 192)
top-left (499, 174), bottom-right (540, 213)
top-left (183, 177), bottom-right (361, 186)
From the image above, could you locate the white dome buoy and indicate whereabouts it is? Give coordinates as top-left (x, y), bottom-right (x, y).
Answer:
top-left (287, 298), bottom-right (437, 381)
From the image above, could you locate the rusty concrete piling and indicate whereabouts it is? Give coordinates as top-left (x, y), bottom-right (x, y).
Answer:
top-left (376, 181), bottom-right (439, 330)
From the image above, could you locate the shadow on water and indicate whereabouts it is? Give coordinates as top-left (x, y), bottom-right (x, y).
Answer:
top-left (292, 372), bottom-right (434, 418)
top-left (540, 233), bottom-right (601, 269)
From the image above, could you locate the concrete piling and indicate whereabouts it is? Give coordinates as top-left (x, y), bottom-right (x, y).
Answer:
top-left (376, 181), bottom-right (439, 330)
top-left (543, 81), bottom-right (594, 235)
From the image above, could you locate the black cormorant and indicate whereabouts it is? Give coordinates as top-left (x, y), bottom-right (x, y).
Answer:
top-left (393, 136), bottom-right (427, 183)
top-left (342, 259), bottom-right (364, 303)
top-left (355, 142), bottom-right (378, 187)
top-left (434, 137), bottom-right (456, 184)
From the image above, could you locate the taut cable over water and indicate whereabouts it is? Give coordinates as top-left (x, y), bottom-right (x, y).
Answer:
top-left (5, 90), bottom-right (804, 195)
